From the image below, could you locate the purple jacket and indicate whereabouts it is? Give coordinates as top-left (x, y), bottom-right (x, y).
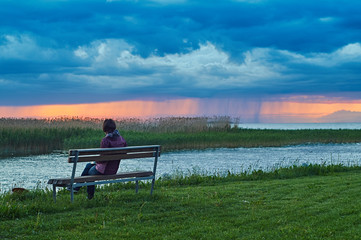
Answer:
top-left (96, 131), bottom-right (127, 174)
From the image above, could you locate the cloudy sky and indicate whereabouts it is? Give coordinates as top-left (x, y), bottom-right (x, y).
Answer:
top-left (1, 0), bottom-right (361, 122)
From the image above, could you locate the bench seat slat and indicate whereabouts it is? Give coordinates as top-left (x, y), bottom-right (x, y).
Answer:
top-left (48, 171), bottom-right (153, 186)
top-left (68, 152), bottom-right (156, 163)
top-left (96, 150), bottom-right (160, 156)
top-left (69, 146), bottom-right (161, 156)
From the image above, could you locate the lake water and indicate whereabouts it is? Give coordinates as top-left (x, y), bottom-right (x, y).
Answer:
top-left (237, 122), bottom-right (361, 130)
top-left (1, 143), bottom-right (361, 193)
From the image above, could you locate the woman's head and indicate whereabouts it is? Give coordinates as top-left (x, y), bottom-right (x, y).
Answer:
top-left (103, 119), bottom-right (116, 133)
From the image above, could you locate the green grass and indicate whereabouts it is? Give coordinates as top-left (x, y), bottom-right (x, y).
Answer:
top-left (1, 165), bottom-right (361, 239)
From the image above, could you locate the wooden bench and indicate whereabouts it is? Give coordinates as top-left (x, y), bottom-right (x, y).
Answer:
top-left (48, 145), bottom-right (161, 202)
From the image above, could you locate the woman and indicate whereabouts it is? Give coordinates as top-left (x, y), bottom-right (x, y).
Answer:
top-left (70, 119), bottom-right (127, 199)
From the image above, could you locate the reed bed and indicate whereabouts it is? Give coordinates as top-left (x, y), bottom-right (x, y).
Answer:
top-left (0, 116), bottom-right (230, 156)
top-left (0, 116), bottom-right (231, 132)
top-left (1, 117), bottom-right (361, 157)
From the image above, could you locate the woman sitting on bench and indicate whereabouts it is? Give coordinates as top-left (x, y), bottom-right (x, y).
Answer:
top-left (69, 119), bottom-right (127, 199)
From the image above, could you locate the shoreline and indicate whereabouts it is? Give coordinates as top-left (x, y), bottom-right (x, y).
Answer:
top-left (1, 117), bottom-right (361, 158)
top-left (2, 128), bottom-right (361, 158)
top-left (2, 143), bottom-right (361, 192)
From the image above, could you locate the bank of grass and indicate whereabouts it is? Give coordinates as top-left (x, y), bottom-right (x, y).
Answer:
top-left (1, 117), bottom-right (361, 157)
top-left (1, 164), bottom-right (361, 239)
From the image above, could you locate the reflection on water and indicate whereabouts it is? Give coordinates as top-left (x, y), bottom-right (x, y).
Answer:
top-left (1, 143), bottom-right (361, 192)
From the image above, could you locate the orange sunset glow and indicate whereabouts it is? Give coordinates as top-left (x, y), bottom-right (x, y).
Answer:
top-left (260, 101), bottom-right (361, 119)
top-left (1, 98), bottom-right (361, 123)
top-left (0, 99), bottom-right (200, 119)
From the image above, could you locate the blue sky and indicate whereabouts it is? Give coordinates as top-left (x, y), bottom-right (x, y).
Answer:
top-left (1, 0), bottom-right (361, 107)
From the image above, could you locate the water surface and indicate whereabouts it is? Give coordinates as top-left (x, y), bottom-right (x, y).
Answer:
top-left (1, 143), bottom-right (361, 192)
top-left (237, 122), bottom-right (361, 130)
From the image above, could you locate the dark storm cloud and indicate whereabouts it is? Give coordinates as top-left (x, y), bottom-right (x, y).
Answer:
top-left (0, 0), bottom-right (361, 105)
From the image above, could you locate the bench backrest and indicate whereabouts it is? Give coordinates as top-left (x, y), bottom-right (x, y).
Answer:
top-left (68, 145), bottom-right (161, 163)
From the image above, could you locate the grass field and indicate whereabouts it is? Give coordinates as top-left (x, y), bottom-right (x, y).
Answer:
top-left (1, 164), bottom-right (361, 239)
top-left (2, 118), bottom-right (361, 239)
top-left (1, 117), bottom-right (361, 157)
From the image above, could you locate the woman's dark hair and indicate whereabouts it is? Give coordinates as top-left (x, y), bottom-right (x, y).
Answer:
top-left (103, 119), bottom-right (116, 133)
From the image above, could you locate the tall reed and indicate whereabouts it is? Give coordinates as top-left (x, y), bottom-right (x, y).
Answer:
top-left (1, 117), bottom-right (361, 157)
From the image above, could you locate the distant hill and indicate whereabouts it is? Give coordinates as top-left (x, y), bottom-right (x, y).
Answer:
top-left (318, 110), bottom-right (361, 123)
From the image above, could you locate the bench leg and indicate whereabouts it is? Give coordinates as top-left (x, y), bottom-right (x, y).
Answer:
top-left (70, 187), bottom-right (74, 203)
top-left (52, 185), bottom-right (57, 203)
top-left (135, 180), bottom-right (139, 193)
top-left (150, 179), bottom-right (155, 195)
